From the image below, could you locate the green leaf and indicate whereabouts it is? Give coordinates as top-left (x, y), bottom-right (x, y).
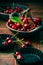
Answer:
top-left (11, 16), bottom-right (23, 24)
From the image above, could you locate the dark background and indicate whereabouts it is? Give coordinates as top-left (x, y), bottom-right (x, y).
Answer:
top-left (0, 0), bottom-right (43, 3)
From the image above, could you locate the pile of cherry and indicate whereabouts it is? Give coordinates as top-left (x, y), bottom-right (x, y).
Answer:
top-left (4, 6), bottom-right (23, 14)
top-left (8, 16), bottom-right (42, 31)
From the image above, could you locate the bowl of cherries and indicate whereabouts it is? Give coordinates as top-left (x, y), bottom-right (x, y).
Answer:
top-left (6, 12), bottom-right (43, 38)
top-left (0, 3), bottom-right (27, 20)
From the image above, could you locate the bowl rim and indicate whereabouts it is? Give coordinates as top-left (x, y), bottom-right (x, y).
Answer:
top-left (6, 22), bottom-right (42, 33)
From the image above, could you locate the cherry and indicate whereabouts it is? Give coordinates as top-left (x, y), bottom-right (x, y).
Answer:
top-left (25, 40), bottom-right (31, 46)
top-left (8, 19), bottom-right (12, 24)
top-left (24, 23), bottom-right (28, 29)
top-left (29, 24), bottom-right (34, 29)
top-left (17, 54), bottom-right (23, 60)
top-left (23, 17), bottom-right (28, 24)
top-left (9, 23), bottom-right (13, 27)
top-left (7, 39), bottom-right (12, 44)
top-left (6, 37), bottom-right (10, 41)
top-left (12, 24), bottom-right (17, 29)
top-left (16, 22), bottom-right (22, 28)
top-left (28, 18), bottom-right (32, 23)
top-left (34, 17), bottom-right (41, 24)
top-left (15, 52), bottom-right (21, 56)
top-left (21, 44), bottom-right (26, 48)
top-left (8, 10), bottom-right (12, 14)
top-left (35, 17), bottom-right (41, 22)
top-left (20, 16), bottom-right (25, 21)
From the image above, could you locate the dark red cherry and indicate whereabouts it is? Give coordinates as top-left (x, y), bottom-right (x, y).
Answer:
top-left (7, 39), bottom-right (12, 44)
top-left (24, 24), bottom-right (28, 29)
top-left (20, 16), bottom-right (25, 21)
top-left (6, 37), bottom-right (10, 41)
top-left (12, 24), bottom-right (17, 29)
top-left (21, 44), bottom-right (26, 48)
top-left (25, 40), bottom-right (31, 46)
top-left (17, 55), bottom-right (23, 60)
top-left (15, 52), bottom-right (21, 56)
top-left (8, 19), bottom-right (12, 24)
top-left (16, 22), bottom-right (22, 28)
top-left (23, 18), bottom-right (28, 24)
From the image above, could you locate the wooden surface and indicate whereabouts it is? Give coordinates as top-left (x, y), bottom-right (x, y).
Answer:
top-left (0, 2), bottom-right (43, 65)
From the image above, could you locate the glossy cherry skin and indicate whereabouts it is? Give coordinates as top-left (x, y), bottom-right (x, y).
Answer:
top-left (24, 24), bottom-right (28, 29)
top-left (6, 37), bottom-right (10, 41)
top-left (12, 24), bottom-right (17, 29)
top-left (16, 22), bottom-right (22, 28)
top-left (15, 52), bottom-right (21, 56)
top-left (17, 54), bottom-right (23, 60)
top-left (7, 39), bottom-right (12, 44)
top-left (21, 44), bottom-right (26, 48)
top-left (8, 19), bottom-right (12, 24)
top-left (25, 40), bottom-right (31, 46)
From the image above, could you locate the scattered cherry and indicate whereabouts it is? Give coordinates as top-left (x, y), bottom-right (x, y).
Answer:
top-left (15, 52), bottom-right (21, 56)
top-left (17, 54), bottom-right (23, 60)
top-left (6, 37), bottom-right (10, 41)
top-left (21, 44), bottom-right (26, 48)
top-left (25, 40), bottom-right (31, 46)
top-left (7, 39), bottom-right (12, 44)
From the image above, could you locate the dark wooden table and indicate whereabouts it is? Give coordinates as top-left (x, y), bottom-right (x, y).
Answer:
top-left (0, 2), bottom-right (43, 65)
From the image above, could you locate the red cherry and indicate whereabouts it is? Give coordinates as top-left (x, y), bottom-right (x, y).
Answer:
top-left (25, 40), bottom-right (31, 45)
top-left (8, 19), bottom-right (12, 24)
top-left (21, 44), bottom-right (26, 48)
top-left (7, 9), bottom-right (13, 14)
top-left (16, 22), bottom-right (22, 28)
top-left (36, 17), bottom-right (41, 22)
top-left (30, 24), bottom-right (34, 29)
top-left (24, 24), bottom-right (28, 29)
top-left (15, 52), bottom-right (21, 56)
top-left (6, 37), bottom-right (10, 41)
top-left (9, 23), bottom-right (13, 27)
top-left (28, 18), bottom-right (32, 23)
top-left (23, 18), bottom-right (28, 24)
top-left (12, 24), bottom-right (17, 29)
top-left (17, 55), bottom-right (23, 60)
top-left (20, 16), bottom-right (25, 21)
top-left (34, 17), bottom-right (41, 24)
top-left (7, 39), bottom-right (12, 44)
